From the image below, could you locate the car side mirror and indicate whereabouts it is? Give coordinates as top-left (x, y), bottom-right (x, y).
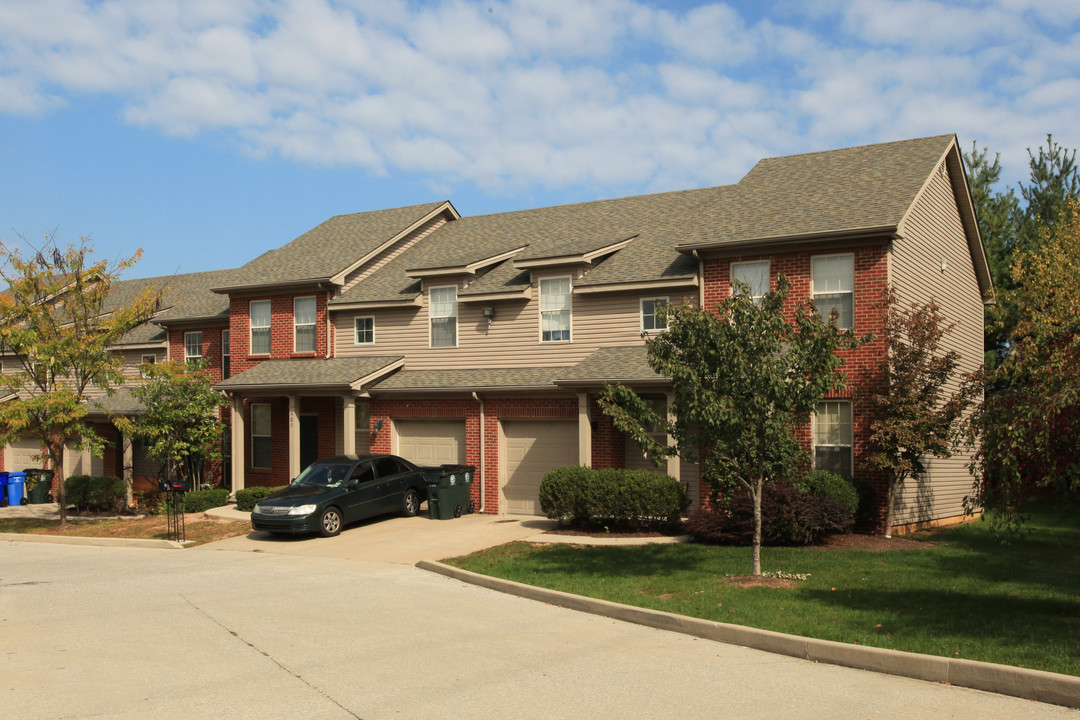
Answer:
top-left (345, 478), bottom-right (359, 489)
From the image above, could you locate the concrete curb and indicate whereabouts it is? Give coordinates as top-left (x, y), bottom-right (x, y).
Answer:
top-left (418, 559), bottom-right (1080, 709)
top-left (2, 533), bottom-right (187, 550)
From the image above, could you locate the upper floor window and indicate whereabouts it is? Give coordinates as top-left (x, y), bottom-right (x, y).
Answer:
top-left (641, 298), bottom-right (668, 332)
top-left (294, 296), bottom-right (316, 353)
top-left (184, 331), bottom-right (203, 364)
top-left (141, 354), bottom-right (157, 365)
top-left (355, 316), bottom-right (374, 345)
top-left (731, 260), bottom-right (770, 304)
top-left (812, 254), bottom-right (854, 328)
top-left (221, 330), bottom-right (231, 379)
top-left (250, 300), bottom-right (271, 355)
top-left (540, 277), bottom-right (571, 342)
top-left (430, 286), bottom-right (457, 348)
top-left (814, 401), bottom-right (852, 478)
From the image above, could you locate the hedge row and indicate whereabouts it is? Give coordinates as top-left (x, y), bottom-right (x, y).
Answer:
top-left (64, 475), bottom-right (126, 513)
top-left (538, 466), bottom-right (688, 531)
top-left (235, 485), bottom-right (286, 512)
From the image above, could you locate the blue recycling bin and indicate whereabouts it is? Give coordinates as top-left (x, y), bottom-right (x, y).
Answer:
top-left (6, 472), bottom-right (26, 507)
top-left (0, 472), bottom-right (8, 507)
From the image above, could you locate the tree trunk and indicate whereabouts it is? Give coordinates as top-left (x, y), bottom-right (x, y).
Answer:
top-left (50, 440), bottom-right (67, 528)
top-left (752, 480), bottom-right (763, 576)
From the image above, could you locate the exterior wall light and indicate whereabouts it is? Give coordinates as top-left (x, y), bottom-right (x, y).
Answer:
top-left (482, 307), bottom-right (495, 325)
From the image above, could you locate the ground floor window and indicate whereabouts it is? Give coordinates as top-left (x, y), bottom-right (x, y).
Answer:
top-left (813, 400), bottom-right (852, 478)
top-left (252, 403), bottom-right (272, 469)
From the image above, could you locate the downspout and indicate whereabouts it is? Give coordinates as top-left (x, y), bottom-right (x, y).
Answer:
top-left (472, 391), bottom-right (485, 513)
top-left (325, 288), bottom-right (333, 359)
top-left (693, 249), bottom-right (704, 306)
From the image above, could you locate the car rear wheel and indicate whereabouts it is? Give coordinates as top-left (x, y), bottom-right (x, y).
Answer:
top-left (319, 507), bottom-right (343, 537)
top-left (402, 488), bottom-right (421, 517)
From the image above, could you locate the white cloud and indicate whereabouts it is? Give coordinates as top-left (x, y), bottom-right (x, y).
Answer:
top-left (0, 0), bottom-right (1078, 193)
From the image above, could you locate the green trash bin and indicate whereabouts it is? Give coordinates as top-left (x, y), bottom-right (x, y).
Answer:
top-left (24, 469), bottom-right (54, 504)
top-left (422, 465), bottom-right (475, 520)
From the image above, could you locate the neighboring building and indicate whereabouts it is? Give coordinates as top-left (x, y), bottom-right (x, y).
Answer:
top-left (2, 134), bottom-right (991, 533)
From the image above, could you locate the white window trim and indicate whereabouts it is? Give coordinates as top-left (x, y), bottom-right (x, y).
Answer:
top-left (640, 297), bottom-right (669, 333)
top-left (250, 300), bottom-right (271, 356)
top-left (730, 259), bottom-right (771, 304)
top-left (354, 316), bottom-right (375, 346)
top-left (184, 331), bottom-right (203, 363)
top-left (811, 253), bottom-right (855, 329)
top-left (251, 403), bottom-right (272, 470)
top-left (538, 275), bottom-right (573, 343)
top-left (221, 329), bottom-right (230, 378)
top-left (293, 296), bottom-right (317, 354)
top-left (812, 400), bottom-right (854, 478)
top-left (141, 354), bottom-right (157, 365)
top-left (428, 285), bottom-right (458, 348)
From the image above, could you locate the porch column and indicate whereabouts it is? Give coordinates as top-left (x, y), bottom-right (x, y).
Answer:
top-left (578, 393), bottom-right (592, 467)
top-left (121, 431), bottom-right (134, 507)
top-left (288, 395), bottom-right (301, 480)
top-left (231, 396), bottom-right (245, 492)
top-left (342, 395), bottom-right (356, 455)
top-left (665, 392), bottom-right (680, 481)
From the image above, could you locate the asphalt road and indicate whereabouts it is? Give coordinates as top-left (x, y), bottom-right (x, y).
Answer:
top-left (1, 541), bottom-right (1075, 720)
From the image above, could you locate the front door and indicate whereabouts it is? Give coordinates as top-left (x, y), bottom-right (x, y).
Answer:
top-left (300, 415), bottom-right (319, 471)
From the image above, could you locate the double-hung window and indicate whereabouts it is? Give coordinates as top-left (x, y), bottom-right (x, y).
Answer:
top-left (251, 403), bottom-right (272, 469)
top-left (221, 330), bottom-right (231, 379)
top-left (731, 260), bottom-right (770, 304)
top-left (184, 331), bottom-right (203, 364)
top-left (540, 277), bottom-right (571, 342)
top-left (294, 296), bottom-right (316, 353)
top-left (430, 287), bottom-right (457, 348)
top-left (250, 300), bottom-right (271, 355)
top-left (814, 401), bottom-right (853, 478)
top-left (811, 255), bottom-right (854, 328)
top-left (355, 317), bottom-right (374, 345)
top-left (641, 298), bottom-right (668, 332)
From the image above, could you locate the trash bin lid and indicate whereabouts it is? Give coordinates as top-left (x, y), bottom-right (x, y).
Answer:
top-left (7, 471), bottom-right (26, 480)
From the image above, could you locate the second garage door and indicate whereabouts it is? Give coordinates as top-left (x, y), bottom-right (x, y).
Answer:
top-left (394, 420), bottom-right (466, 467)
top-left (502, 421), bottom-right (578, 515)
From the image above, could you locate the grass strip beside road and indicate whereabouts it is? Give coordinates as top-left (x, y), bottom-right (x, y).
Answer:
top-left (0, 514), bottom-right (251, 547)
top-left (446, 501), bottom-right (1080, 677)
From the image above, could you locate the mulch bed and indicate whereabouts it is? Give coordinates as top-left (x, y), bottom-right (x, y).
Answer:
top-left (545, 526), bottom-right (936, 550)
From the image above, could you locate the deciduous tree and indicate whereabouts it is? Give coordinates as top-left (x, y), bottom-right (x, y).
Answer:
top-left (0, 236), bottom-right (160, 525)
top-left (600, 276), bottom-right (866, 575)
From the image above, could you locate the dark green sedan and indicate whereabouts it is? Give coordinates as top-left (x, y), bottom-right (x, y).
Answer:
top-left (250, 455), bottom-right (427, 537)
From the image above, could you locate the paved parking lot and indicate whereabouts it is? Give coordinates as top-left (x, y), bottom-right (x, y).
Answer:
top-left (2, 539), bottom-right (1075, 720)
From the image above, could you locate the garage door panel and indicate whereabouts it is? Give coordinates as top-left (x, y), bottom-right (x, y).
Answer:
top-left (395, 420), bottom-right (465, 467)
top-left (502, 421), bottom-right (577, 516)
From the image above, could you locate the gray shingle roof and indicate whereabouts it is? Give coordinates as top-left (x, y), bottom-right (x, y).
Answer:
top-left (215, 357), bottom-right (403, 390)
top-left (370, 367), bottom-right (566, 392)
top-left (110, 268), bottom-right (238, 345)
top-left (555, 346), bottom-right (663, 385)
top-left (87, 387), bottom-right (145, 416)
top-left (216, 202), bottom-right (449, 290)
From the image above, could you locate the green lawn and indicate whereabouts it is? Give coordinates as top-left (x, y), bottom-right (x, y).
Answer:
top-left (446, 501), bottom-right (1080, 676)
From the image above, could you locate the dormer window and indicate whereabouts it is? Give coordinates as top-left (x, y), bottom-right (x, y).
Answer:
top-left (540, 277), bottom-right (571, 342)
top-left (430, 286), bottom-right (457, 348)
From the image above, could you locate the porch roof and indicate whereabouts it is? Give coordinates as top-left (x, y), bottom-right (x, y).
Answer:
top-left (86, 387), bottom-right (145, 417)
top-left (554, 345), bottom-right (666, 387)
top-left (369, 367), bottom-right (567, 393)
top-left (215, 356), bottom-right (404, 393)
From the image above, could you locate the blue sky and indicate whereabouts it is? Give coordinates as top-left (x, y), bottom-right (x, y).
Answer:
top-left (1, 0), bottom-right (1078, 280)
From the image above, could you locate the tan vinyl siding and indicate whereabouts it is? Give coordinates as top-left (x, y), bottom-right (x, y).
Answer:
top-left (333, 282), bottom-right (695, 370)
top-left (890, 163), bottom-right (984, 525)
top-left (340, 215), bottom-right (448, 294)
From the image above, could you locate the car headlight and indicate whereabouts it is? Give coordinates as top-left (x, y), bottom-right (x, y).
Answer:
top-left (288, 504), bottom-right (317, 516)
top-left (253, 502), bottom-right (266, 514)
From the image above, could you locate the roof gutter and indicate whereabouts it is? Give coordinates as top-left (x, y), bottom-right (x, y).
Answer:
top-left (677, 226), bottom-right (899, 255)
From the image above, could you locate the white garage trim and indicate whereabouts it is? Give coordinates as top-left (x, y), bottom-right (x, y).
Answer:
top-left (394, 419), bottom-right (466, 467)
top-left (500, 420), bottom-right (578, 516)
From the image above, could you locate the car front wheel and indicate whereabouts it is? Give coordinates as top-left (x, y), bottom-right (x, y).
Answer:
top-left (402, 488), bottom-right (421, 517)
top-left (319, 507), bottom-right (343, 537)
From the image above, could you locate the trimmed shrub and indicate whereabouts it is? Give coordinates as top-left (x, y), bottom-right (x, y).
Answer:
top-left (235, 485), bottom-right (286, 512)
top-left (64, 475), bottom-right (125, 513)
top-left (539, 466), bottom-right (688, 531)
top-left (538, 465), bottom-right (594, 524)
top-left (801, 470), bottom-right (859, 523)
top-left (686, 479), bottom-right (853, 546)
top-left (173, 487), bottom-right (229, 514)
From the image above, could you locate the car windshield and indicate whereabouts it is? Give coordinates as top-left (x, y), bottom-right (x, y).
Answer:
top-left (294, 462), bottom-right (352, 488)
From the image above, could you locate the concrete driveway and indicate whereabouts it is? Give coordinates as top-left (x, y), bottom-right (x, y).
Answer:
top-left (206, 508), bottom-right (558, 563)
top-left (3, 540), bottom-right (1074, 720)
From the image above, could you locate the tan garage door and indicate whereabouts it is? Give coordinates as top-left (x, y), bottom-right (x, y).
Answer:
top-left (8, 437), bottom-right (43, 471)
top-left (502, 421), bottom-right (578, 515)
top-left (394, 420), bottom-right (466, 467)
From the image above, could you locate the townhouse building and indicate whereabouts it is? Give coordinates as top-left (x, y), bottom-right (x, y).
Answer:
top-left (2, 134), bottom-right (991, 533)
